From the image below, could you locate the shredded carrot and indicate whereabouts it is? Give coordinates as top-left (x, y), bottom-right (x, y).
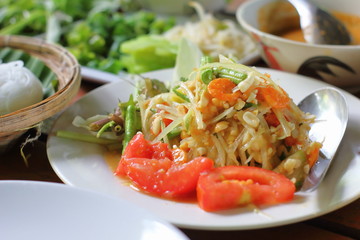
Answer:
top-left (207, 78), bottom-right (241, 105)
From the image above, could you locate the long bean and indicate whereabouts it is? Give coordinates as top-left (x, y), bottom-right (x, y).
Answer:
top-left (215, 68), bottom-right (247, 84)
top-left (200, 67), bottom-right (248, 85)
top-left (122, 102), bottom-right (137, 151)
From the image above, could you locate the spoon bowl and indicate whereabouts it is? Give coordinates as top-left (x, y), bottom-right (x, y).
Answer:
top-left (298, 87), bottom-right (348, 191)
top-left (288, 0), bottom-right (352, 45)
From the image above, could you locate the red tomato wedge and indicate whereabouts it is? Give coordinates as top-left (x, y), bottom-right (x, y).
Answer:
top-left (197, 166), bottom-right (295, 212)
top-left (115, 133), bottom-right (214, 198)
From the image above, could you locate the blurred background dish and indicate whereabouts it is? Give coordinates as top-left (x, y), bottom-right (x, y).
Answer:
top-left (236, 0), bottom-right (360, 93)
top-left (137, 0), bottom-right (226, 15)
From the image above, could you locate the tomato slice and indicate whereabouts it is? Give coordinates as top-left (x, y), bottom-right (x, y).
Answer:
top-left (197, 166), bottom-right (295, 212)
top-left (115, 133), bottom-right (214, 198)
top-left (120, 157), bottom-right (213, 198)
top-left (116, 133), bottom-right (173, 176)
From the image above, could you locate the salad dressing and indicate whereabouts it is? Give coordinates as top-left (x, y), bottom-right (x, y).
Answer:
top-left (103, 151), bottom-right (121, 172)
top-left (280, 11), bottom-right (360, 45)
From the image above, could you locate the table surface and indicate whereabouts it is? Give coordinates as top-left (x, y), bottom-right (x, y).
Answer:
top-left (1, 64), bottom-right (360, 240)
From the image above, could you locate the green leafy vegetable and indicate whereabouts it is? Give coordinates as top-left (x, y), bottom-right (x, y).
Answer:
top-left (120, 35), bottom-right (178, 73)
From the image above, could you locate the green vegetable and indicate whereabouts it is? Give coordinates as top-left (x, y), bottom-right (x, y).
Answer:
top-left (215, 68), bottom-right (248, 84)
top-left (274, 150), bottom-right (308, 190)
top-left (200, 56), bottom-right (212, 66)
top-left (173, 38), bottom-right (203, 84)
top-left (56, 130), bottom-right (119, 145)
top-left (123, 103), bottom-right (137, 152)
top-left (200, 67), bottom-right (248, 85)
top-left (25, 57), bottom-right (45, 77)
top-left (0, 1), bottom-right (176, 74)
top-left (172, 86), bottom-right (190, 102)
top-left (200, 68), bottom-right (214, 84)
top-left (120, 35), bottom-right (178, 73)
top-left (167, 126), bottom-right (181, 139)
top-left (0, 10), bottom-right (45, 35)
top-left (137, 77), bottom-right (169, 98)
top-left (96, 120), bottom-right (115, 138)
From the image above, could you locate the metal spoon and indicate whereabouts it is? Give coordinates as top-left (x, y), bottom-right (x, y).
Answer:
top-left (288, 0), bottom-right (352, 45)
top-left (298, 87), bottom-right (348, 191)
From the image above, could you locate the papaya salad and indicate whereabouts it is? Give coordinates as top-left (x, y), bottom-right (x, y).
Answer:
top-left (60, 57), bottom-right (322, 212)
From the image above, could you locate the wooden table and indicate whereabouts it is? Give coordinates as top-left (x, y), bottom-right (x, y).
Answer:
top-left (1, 69), bottom-right (359, 240)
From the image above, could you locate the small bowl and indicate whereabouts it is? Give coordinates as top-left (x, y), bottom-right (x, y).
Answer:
top-left (0, 35), bottom-right (81, 154)
top-left (236, 0), bottom-right (360, 93)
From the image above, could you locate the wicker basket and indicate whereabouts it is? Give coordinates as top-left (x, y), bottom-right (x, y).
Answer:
top-left (0, 35), bottom-right (81, 152)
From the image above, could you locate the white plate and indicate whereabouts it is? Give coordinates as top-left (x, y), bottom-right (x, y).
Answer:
top-left (47, 68), bottom-right (360, 230)
top-left (0, 180), bottom-right (188, 240)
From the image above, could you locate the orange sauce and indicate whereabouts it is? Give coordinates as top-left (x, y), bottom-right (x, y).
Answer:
top-left (280, 11), bottom-right (360, 45)
top-left (104, 151), bottom-right (121, 172)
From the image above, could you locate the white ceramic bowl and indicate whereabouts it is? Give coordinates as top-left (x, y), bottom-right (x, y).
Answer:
top-left (236, 0), bottom-right (360, 93)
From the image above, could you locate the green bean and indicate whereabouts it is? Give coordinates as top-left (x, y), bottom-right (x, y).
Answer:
top-left (214, 68), bottom-right (247, 84)
top-left (122, 103), bottom-right (137, 151)
top-left (200, 67), bottom-right (248, 85)
top-left (200, 68), bottom-right (213, 84)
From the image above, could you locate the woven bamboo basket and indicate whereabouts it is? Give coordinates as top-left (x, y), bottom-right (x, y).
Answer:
top-left (0, 35), bottom-right (81, 153)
